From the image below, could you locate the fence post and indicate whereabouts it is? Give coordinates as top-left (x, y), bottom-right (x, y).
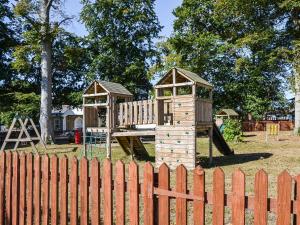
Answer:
top-left (144, 162), bottom-right (154, 225)
top-left (26, 153), bottom-right (33, 225)
top-left (176, 164), bottom-right (187, 225)
top-left (60, 156), bottom-right (68, 225)
top-left (254, 169), bottom-right (268, 225)
top-left (80, 157), bottom-right (89, 225)
top-left (91, 158), bottom-right (100, 225)
top-left (103, 159), bottom-right (112, 225)
top-left (129, 161), bottom-right (139, 225)
top-left (115, 160), bottom-right (125, 225)
top-left (193, 166), bottom-right (205, 225)
top-left (50, 155), bottom-right (58, 225)
top-left (42, 155), bottom-right (50, 225)
top-left (19, 153), bottom-right (26, 225)
top-left (295, 175), bottom-right (300, 225)
top-left (213, 168), bottom-right (225, 225)
top-left (5, 151), bottom-right (12, 225)
top-left (232, 168), bottom-right (245, 225)
top-left (158, 163), bottom-right (170, 225)
top-left (277, 170), bottom-right (292, 225)
top-left (34, 155), bottom-right (41, 225)
top-left (0, 152), bottom-right (5, 225)
top-left (12, 152), bottom-right (19, 225)
top-left (70, 157), bottom-right (78, 225)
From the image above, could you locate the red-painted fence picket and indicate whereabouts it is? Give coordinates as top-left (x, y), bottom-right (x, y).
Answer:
top-left (0, 151), bottom-right (299, 225)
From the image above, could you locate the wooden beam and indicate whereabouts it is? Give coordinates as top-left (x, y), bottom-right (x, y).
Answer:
top-left (155, 82), bottom-right (194, 89)
top-left (83, 93), bottom-right (108, 97)
top-left (83, 103), bottom-right (108, 107)
top-left (112, 130), bottom-right (156, 137)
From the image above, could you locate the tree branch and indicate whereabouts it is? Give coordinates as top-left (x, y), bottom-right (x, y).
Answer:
top-left (46, 0), bottom-right (54, 13)
top-left (57, 17), bottom-right (74, 27)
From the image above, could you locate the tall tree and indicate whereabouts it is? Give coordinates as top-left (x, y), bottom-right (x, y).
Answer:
top-left (81, 0), bottom-right (162, 97)
top-left (281, 0), bottom-right (300, 133)
top-left (13, 0), bottom-right (74, 142)
top-left (157, 0), bottom-right (293, 119)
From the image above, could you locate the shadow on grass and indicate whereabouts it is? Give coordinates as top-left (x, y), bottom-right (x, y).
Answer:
top-left (197, 152), bottom-right (273, 168)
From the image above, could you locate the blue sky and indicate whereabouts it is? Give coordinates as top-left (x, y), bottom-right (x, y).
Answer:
top-left (63, 0), bottom-right (182, 39)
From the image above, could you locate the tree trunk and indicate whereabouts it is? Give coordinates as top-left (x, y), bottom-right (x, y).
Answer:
top-left (293, 6), bottom-right (300, 134)
top-left (294, 71), bottom-right (300, 135)
top-left (40, 40), bottom-right (53, 142)
top-left (39, 0), bottom-right (53, 142)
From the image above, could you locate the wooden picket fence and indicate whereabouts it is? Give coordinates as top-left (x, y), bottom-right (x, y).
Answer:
top-left (0, 151), bottom-right (299, 225)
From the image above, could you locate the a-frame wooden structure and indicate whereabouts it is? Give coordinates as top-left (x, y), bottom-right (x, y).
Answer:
top-left (1, 116), bottom-right (46, 152)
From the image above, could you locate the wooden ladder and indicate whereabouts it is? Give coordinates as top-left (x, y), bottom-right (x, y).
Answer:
top-left (115, 136), bottom-right (149, 158)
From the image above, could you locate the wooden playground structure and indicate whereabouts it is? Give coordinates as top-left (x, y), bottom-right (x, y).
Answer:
top-left (83, 67), bottom-right (232, 169)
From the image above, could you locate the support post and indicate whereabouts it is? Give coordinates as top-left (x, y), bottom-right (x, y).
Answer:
top-left (82, 102), bottom-right (86, 155)
top-left (106, 95), bottom-right (112, 159)
top-left (209, 127), bottom-right (213, 165)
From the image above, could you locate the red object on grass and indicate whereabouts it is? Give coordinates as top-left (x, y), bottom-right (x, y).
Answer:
top-left (75, 129), bottom-right (81, 144)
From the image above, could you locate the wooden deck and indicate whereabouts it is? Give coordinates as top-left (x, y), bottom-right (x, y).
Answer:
top-left (112, 130), bottom-right (155, 137)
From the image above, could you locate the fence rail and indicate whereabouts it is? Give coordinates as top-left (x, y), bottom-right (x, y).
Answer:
top-left (0, 151), bottom-right (299, 225)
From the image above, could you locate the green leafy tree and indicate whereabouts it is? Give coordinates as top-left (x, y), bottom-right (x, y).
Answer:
top-left (160, 0), bottom-right (294, 119)
top-left (12, 0), bottom-right (87, 141)
top-left (81, 0), bottom-right (162, 97)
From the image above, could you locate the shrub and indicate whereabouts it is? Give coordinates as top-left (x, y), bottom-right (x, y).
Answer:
top-left (223, 119), bottom-right (243, 142)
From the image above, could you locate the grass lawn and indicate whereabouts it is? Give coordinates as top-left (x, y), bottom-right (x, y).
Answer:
top-left (12, 131), bottom-right (300, 224)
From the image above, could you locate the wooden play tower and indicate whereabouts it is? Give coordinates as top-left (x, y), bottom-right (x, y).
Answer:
top-left (82, 68), bottom-right (213, 169)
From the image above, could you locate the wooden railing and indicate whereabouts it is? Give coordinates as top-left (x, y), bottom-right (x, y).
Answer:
top-left (118, 100), bottom-right (156, 126)
top-left (195, 98), bottom-right (212, 123)
top-left (0, 151), bottom-right (299, 225)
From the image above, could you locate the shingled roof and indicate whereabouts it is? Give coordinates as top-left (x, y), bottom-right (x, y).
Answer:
top-left (155, 67), bottom-right (213, 88)
top-left (216, 109), bottom-right (239, 117)
top-left (84, 80), bottom-right (133, 96)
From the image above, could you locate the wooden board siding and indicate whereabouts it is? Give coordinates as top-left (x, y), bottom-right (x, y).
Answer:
top-left (155, 126), bottom-right (196, 170)
top-left (85, 107), bottom-right (98, 127)
top-left (173, 97), bottom-right (195, 126)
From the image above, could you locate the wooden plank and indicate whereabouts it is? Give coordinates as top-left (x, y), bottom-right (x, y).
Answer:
top-left (124, 102), bottom-right (128, 125)
top-left (133, 101), bottom-right (138, 124)
top-left (128, 101), bottom-right (133, 124)
top-left (254, 169), bottom-right (268, 225)
top-left (34, 155), bottom-right (41, 225)
top-left (129, 161), bottom-right (139, 225)
top-left (193, 166), bottom-right (205, 225)
top-left (158, 163), bottom-right (170, 225)
top-left (143, 100), bottom-right (148, 124)
top-left (212, 168), bottom-right (225, 225)
top-left (276, 170), bottom-right (292, 225)
top-left (103, 159), bottom-right (112, 225)
top-left (144, 162), bottom-right (154, 225)
top-left (11, 152), bottom-right (19, 225)
top-left (176, 165), bottom-right (187, 225)
top-left (115, 160), bottom-right (125, 225)
top-left (91, 158), bottom-right (100, 225)
top-left (5, 151), bottom-right (12, 225)
top-left (148, 100), bottom-right (153, 124)
top-left (26, 153), bottom-right (33, 225)
top-left (232, 169), bottom-right (245, 225)
top-left (60, 156), bottom-right (68, 225)
top-left (0, 152), bottom-right (5, 225)
top-left (41, 155), bottom-right (50, 225)
top-left (70, 157), bottom-right (78, 225)
top-left (50, 156), bottom-right (58, 225)
top-left (19, 154), bottom-right (26, 225)
top-left (119, 103), bottom-right (123, 126)
top-left (80, 157), bottom-right (88, 225)
top-left (296, 175), bottom-right (300, 225)
top-left (138, 101), bottom-right (143, 125)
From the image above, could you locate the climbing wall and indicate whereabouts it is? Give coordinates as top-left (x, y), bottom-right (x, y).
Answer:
top-left (155, 126), bottom-right (196, 170)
